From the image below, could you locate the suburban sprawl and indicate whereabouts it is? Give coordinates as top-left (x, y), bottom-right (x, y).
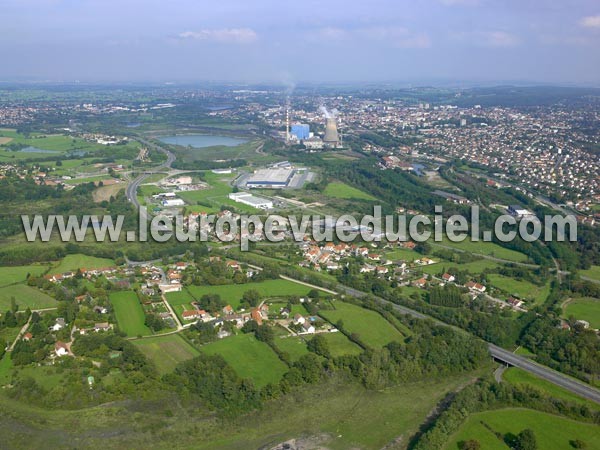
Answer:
top-left (0, 84), bottom-right (598, 449)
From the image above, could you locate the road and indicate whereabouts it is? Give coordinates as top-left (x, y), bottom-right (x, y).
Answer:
top-left (125, 137), bottom-right (176, 210)
top-left (120, 145), bottom-right (600, 405)
top-left (7, 307), bottom-right (58, 352)
top-left (336, 284), bottom-right (600, 404)
top-left (488, 344), bottom-right (600, 404)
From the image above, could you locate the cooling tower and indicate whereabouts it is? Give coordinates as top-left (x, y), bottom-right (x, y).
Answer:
top-left (323, 117), bottom-right (339, 144)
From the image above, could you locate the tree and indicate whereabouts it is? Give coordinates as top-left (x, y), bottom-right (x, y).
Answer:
top-left (515, 429), bottom-right (537, 450)
top-left (307, 334), bottom-right (331, 358)
top-left (460, 440), bottom-right (481, 450)
top-left (308, 289), bottom-right (320, 299)
top-left (241, 289), bottom-right (261, 308)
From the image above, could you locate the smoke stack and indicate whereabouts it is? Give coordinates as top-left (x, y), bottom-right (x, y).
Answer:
top-left (323, 117), bottom-right (339, 145)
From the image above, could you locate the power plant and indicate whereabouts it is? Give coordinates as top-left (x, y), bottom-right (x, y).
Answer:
top-left (320, 106), bottom-right (341, 148)
top-left (323, 117), bottom-right (339, 145)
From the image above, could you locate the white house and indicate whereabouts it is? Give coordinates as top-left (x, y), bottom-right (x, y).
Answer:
top-left (301, 322), bottom-right (316, 334)
top-left (54, 341), bottom-right (69, 357)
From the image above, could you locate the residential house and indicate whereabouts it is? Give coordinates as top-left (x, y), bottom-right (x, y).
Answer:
top-left (441, 273), bottom-right (455, 283)
top-left (54, 341), bottom-right (69, 357)
top-left (301, 322), bottom-right (316, 334)
top-left (465, 281), bottom-right (486, 293)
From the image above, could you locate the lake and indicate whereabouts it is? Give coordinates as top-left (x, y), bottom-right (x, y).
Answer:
top-left (158, 134), bottom-right (248, 148)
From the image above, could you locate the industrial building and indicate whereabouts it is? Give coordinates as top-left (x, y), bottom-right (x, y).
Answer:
top-left (246, 168), bottom-right (295, 188)
top-left (303, 136), bottom-right (324, 150)
top-left (508, 204), bottom-right (534, 218)
top-left (291, 123), bottom-right (310, 140)
top-left (162, 198), bottom-right (185, 207)
top-left (228, 192), bottom-right (273, 210)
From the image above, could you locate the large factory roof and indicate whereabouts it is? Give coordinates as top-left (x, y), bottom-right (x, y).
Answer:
top-left (247, 168), bottom-right (295, 185)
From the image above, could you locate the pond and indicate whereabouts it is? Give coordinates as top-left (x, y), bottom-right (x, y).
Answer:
top-left (158, 134), bottom-right (248, 148)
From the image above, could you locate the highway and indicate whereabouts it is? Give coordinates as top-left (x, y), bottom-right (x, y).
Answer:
top-left (336, 284), bottom-right (600, 404)
top-left (121, 140), bottom-right (600, 405)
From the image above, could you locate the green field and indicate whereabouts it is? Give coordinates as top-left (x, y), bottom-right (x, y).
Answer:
top-left (0, 354), bottom-right (13, 384)
top-left (200, 334), bottom-right (288, 387)
top-left (324, 181), bottom-right (376, 201)
top-left (275, 336), bottom-right (311, 361)
top-left (0, 131), bottom-right (137, 162)
top-left (0, 284), bottom-right (56, 310)
top-left (275, 332), bottom-right (361, 362)
top-left (580, 265), bottom-right (600, 283)
top-left (0, 369), bottom-right (477, 449)
top-left (176, 172), bottom-right (257, 214)
top-left (321, 331), bottom-right (363, 357)
top-left (0, 265), bottom-right (50, 287)
top-left (563, 297), bottom-right (600, 329)
top-left (434, 237), bottom-right (528, 262)
top-left (446, 408), bottom-right (600, 450)
top-left (319, 301), bottom-right (403, 348)
top-left (52, 254), bottom-right (115, 274)
top-left (177, 279), bottom-right (312, 310)
top-left (487, 274), bottom-right (550, 304)
top-left (421, 259), bottom-right (501, 275)
top-left (133, 334), bottom-right (200, 374)
top-left (109, 291), bottom-right (151, 337)
top-left (384, 248), bottom-right (420, 262)
top-left (503, 367), bottom-right (599, 410)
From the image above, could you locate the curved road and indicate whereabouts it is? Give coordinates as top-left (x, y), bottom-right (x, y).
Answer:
top-left (125, 137), bottom-right (176, 209)
top-left (337, 284), bottom-right (600, 404)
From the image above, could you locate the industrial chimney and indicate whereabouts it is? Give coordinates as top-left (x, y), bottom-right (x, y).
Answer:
top-left (323, 117), bottom-right (339, 146)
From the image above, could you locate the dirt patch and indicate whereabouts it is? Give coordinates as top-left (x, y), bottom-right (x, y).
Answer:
top-left (0, 137), bottom-right (14, 145)
top-left (93, 184), bottom-right (125, 202)
top-left (268, 433), bottom-right (334, 450)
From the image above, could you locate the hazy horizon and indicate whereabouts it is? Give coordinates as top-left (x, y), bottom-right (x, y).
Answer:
top-left (2, 0), bottom-right (599, 85)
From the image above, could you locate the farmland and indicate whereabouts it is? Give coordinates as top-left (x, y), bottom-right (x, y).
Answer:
top-left (0, 265), bottom-right (50, 287)
top-left (421, 258), bottom-right (501, 275)
top-left (0, 284), bottom-right (56, 310)
top-left (109, 291), bottom-right (151, 337)
top-left (321, 331), bottom-right (363, 356)
top-left (52, 254), bottom-right (115, 274)
top-left (324, 181), bottom-right (376, 201)
top-left (434, 237), bottom-right (528, 263)
top-left (562, 297), bottom-right (600, 329)
top-left (175, 279), bottom-right (312, 310)
top-left (275, 336), bottom-right (311, 361)
top-left (487, 274), bottom-right (551, 304)
top-left (200, 334), bottom-right (288, 387)
top-left (133, 334), bottom-right (199, 374)
top-left (319, 301), bottom-right (404, 348)
top-left (445, 408), bottom-right (600, 450)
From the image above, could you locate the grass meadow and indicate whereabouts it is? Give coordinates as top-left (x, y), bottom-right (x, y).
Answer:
top-left (200, 333), bottom-right (288, 387)
top-left (446, 408), bottom-right (600, 450)
top-left (0, 265), bottom-right (50, 287)
top-left (109, 291), bottom-right (151, 337)
top-left (324, 181), bottom-right (377, 201)
top-left (133, 334), bottom-right (200, 374)
top-left (319, 301), bottom-right (403, 348)
top-left (563, 297), bottom-right (600, 329)
top-left (0, 284), bottom-right (56, 310)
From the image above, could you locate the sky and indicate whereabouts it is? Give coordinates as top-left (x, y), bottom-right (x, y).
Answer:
top-left (1, 0), bottom-right (600, 85)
